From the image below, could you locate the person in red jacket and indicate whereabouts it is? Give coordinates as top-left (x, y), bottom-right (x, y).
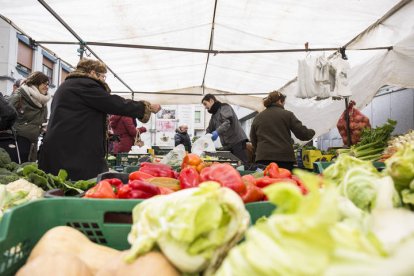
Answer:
top-left (109, 115), bottom-right (147, 154)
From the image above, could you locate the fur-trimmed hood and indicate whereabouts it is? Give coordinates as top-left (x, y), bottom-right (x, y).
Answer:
top-left (66, 71), bottom-right (111, 93)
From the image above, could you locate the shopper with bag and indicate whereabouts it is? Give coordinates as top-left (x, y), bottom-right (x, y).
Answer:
top-left (38, 58), bottom-right (160, 181)
top-left (250, 91), bottom-right (315, 171)
top-left (109, 115), bottom-right (147, 154)
top-left (202, 94), bottom-right (248, 164)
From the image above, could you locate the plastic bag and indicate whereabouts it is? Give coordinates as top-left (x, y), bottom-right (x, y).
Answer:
top-left (192, 134), bottom-right (216, 156)
top-left (160, 144), bottom-right (186, 167)
top-left (337, 100), bottom-right (371, 145)
top-left (129, 144), bottom-right (150, 154)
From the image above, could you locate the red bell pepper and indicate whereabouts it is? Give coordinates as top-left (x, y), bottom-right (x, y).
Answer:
top-left (129, 171), bottom-right (154, 181)
top-left (278, 168), bottom-right (292, 178)
top-left (84, 180), bottom-right (116, 199)
top-left (159, 186), bottom-right (174, 195)
top-left (255, 176), bottom-right (297, 188)
top-left (181, 153), bottom-right (202, 170)
top-left (264, 162), bottom-right (280, 178)
top-left (139, 162), bottom-right (176, 178)
top-left (241, 182), bottom-right (265, 203)
top-left (291, 175), bottom-right (308, 195)
top-left (241, 175), bottom-right (257, 186)
top-left (117, 184), bottom-right (133, 199)
top-left (179, 167), bottom-right (200, 189)
top-left (200, 163), bottom-right (246, 195)
top-left (105, 178), bottom-right (124, 191)
top-left (130, 189), bottom-right (154, 199)
top-left (129, 179), bottom-right (161, 197)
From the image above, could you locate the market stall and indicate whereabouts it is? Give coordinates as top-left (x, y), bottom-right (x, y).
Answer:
top-left (1, 0), bottom-right (414, 275)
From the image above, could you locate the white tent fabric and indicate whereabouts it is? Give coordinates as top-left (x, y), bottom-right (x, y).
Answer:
top-left (1, 0), bottom-right (414, 137)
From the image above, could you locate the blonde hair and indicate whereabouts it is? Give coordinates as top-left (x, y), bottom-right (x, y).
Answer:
top-left (75, 58), bottom-right (107, 74)
top-left (263, 91), bottom-right (286, 108)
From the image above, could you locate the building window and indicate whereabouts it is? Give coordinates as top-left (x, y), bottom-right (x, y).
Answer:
top-left (61, 69), bottom-right (69, 84)
top-left (42, 56), bottom-right (54, 84)
top-left (194, 110), bottom-right (201, 123)
top-left (16, 64), bottom-right (31, 77)
top-left (17, 41), bottom-right (33, 77)
top-left (42, 65), bottom-right (53, 83)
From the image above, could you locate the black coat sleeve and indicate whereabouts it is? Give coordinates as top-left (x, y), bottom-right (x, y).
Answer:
top-left (77, 81), bottom-right (148, 120)
top-left (289, 112), bottom-right (315, 141)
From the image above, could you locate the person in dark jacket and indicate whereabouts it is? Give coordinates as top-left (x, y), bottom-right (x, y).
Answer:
top-left (202, 94), bottom-right (248, 164)
top-left (38, 58), bottom-right (160, 181)
top-left (9, 72), bottom-right (51, 162)
top-left (109, 115), bottom-right (147, 154)
top-left (250, 91), bottom-right (315, 171)
top-left (174, 124), bottom-right (191, 152)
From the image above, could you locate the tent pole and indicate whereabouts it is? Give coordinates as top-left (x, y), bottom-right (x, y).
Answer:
top-left (35, 40), bottom-right (392, 54)
top-left (344, 97), bottom-right (352, 147)
top-left (37, 0), bottom-right (134, 93)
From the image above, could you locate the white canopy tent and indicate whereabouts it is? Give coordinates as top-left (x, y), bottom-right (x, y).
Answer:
top-left (1, 0), bottom-right (413, 137)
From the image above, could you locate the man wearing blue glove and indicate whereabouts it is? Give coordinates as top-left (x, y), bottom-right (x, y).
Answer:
top-left (202, 94), bottom-right (248, 164)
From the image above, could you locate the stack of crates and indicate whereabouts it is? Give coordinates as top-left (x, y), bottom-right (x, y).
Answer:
top-left (302, 150), bottom-right (335, 170)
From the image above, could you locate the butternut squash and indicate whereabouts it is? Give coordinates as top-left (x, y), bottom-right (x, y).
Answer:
top-left (28, 226), bottom-right (121, 274)
top-left (96, 251), bottom-right (180, 276)
top-left (16, 252), bottom-right (92, 276)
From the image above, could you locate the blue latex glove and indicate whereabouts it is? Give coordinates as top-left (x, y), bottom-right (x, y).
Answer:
top-left (211, 131), bottom-right (219, 141)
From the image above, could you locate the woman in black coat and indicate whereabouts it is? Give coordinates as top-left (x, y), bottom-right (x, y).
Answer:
top-left (250, 91), bottom-right (315, 171)
top-left (38, 58), bottom-right (160, 180)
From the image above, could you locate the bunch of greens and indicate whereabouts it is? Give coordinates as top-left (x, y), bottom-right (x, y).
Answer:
top-left (16, 164), bottom-right (95, 195)
top-left (338, 119), bottom-right (397, 161)
top-left (126, 182), bottom-right (250, 275)
top-left (0, 150), bottom-right (95, 193)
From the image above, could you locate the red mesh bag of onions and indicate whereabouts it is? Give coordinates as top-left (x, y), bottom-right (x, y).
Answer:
top-left (337, 100), bottom-right (371, 145)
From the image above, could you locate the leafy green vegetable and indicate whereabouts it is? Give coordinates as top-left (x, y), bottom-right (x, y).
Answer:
top-left (217, 172), bottom-right (414, 276)
top-left (0, 174), bottom-right (20, 184)
top-left (0, 148), bottom-right (11, 168)
top-left (339, 119), bottom-right (397, 161)
top-left (126, 182), bottom-right (250, 274)
top-left (384, 144), bottom-right (414, 192)
top-left (358, 119), bottom-right (397, 147)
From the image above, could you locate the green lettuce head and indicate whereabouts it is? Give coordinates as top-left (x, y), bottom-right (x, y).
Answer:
top-left (385, 144), bottom-right (414, 192)
top-left (126, 182), bottom-right (250, 274)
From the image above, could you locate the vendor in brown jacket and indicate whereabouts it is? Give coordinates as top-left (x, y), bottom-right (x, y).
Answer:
top-left (250, 91), bottom-right (315, 171)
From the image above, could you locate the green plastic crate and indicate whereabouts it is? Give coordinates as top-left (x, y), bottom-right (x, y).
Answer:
top-left (0, 198), bottom-right (142, 276)
top-left (237, 170), bottom-right (256, 176)
top-left (245, 201), bottom-right (275, 224)
top-left (123, 165), bottom-right (140, 174)
top-left (0, 198), bottom-right (274, 275)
